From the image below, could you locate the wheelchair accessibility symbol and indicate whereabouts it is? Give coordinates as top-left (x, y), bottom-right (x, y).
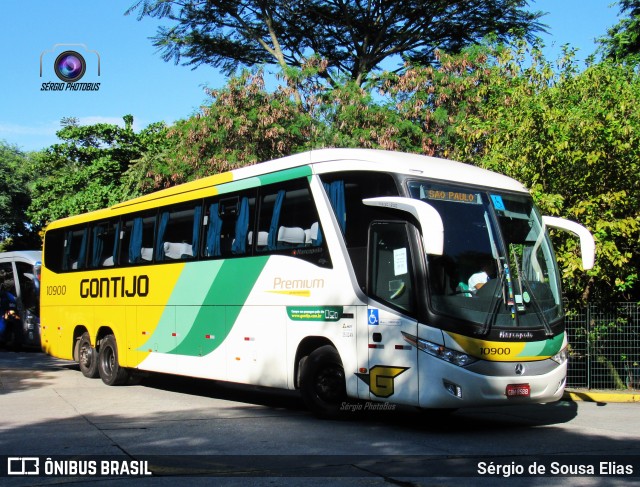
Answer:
top-left (368, 309), bottom-right (379, 326)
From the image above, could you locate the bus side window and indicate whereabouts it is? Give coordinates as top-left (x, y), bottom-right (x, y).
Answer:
top-left (91, 221), bottom-right (119, 268)
top-left (202, 193), bottom-right (255, 258)
top-left (156, 203), bottom-right (202, 261)
top-left (43, 229), bottom-right (66, 273)
top-left (320, 171), bottom-right (399, 287)
top-left (256, 179), bottom-right (330, 267)
top-left (121, 213), bottom-right (156, 265)
top-left (63, 227), bottom-right (89, 271)
top-left (368, 221), bottom-right (416, 315)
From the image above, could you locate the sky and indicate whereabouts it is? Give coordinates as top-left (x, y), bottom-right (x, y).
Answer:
top-left (0, 1), bottom-right (622, 153)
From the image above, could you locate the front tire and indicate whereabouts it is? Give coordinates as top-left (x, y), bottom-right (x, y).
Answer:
top-left (300, 345), bottom-right (346, 418)
top-left (98, 334), bottom-right (130, 386)
top-left (78, 332), bottom-right (99, 378)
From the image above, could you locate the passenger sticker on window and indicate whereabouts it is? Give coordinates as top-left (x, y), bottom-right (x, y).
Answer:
top-left (393, 248), bottom-right (408, 276)
top-left (490, 194), bottom-right (506, 211)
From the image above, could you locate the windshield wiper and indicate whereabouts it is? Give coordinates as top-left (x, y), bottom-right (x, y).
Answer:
top-left (477, 270), bottom-right (506, 336)
top-left (519, 277), bottom-right (554, 337)
top-left (509, 246), bottom-right (553, 336)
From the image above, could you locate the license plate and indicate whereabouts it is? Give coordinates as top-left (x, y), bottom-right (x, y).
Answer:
top-left (506, 383), bottom-right (530, 398)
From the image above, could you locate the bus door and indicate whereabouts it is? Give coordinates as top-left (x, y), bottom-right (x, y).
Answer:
top-left (364, 221), bottom-right (419, 405)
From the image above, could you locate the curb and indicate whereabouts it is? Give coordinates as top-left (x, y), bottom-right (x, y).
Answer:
top-left (563, 389), bottom-right (640, 403)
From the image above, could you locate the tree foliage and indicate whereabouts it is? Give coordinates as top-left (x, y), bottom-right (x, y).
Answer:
top-left (120, 42), bottom-right (640, 304)
top-left (127, 70), bottom-right (313, 191)
top-left (599, 0), bottom-right (640, 64)
top-left (440, 43), bottom-right (640, 304)
top-left (15, 38), bottom-right (640, 305)
top-left (126, 0), bottom-right (545, 86)
top-left (28, 115), bottom-right (168, 226)
top-left (0, 141), bottom-right (40, 250)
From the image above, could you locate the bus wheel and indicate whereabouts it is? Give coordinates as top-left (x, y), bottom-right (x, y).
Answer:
top-left (300, 345), bottom-right (346, 418)
top-left (98, 334), bottom-right (130, 386)
top-left (78, 332), bottom-right (99, 378)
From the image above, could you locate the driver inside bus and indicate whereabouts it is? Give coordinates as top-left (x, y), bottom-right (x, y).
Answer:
top-left (468, 259), bottom-right (495, 292)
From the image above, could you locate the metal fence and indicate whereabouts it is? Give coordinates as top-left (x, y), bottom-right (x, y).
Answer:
top-left (565, 302), bottom-right (640, 390)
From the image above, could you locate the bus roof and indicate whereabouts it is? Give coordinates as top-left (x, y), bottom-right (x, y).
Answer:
top-left (0, 250), bottom-right (42, 264)
top-left (45, 148), bottom-right (528, 229)
top-left (306, 148), bottom-right (528, 191)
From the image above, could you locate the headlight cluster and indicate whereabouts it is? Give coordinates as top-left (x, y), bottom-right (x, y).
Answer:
top-left (402, 333), bottom-right (476, 367)
top-left (551, 346), bottom-right (568, 365)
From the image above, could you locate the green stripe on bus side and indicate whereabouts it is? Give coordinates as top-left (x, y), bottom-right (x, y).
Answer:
top-left (169, 256), bottom-right (269, 356)
top-left (165, 256), bottom-right (270, 356)
top-left (213, 166), bottom-right (312, 196)
top-left (136, 165), bottom-right (312, 357)
top-left (216, 177), bottom-right (261, 195)
top-left (138, 260), bottom-right (224, 353)
top-left (256, 165), bottom-right (312, 186)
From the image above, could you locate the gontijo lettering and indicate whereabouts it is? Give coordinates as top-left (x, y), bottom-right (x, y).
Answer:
top-left (80, 275), bottom-right (149, 298)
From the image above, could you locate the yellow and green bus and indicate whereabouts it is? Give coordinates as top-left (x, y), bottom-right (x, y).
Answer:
top-left (40, 148), bottom-right (594, 416)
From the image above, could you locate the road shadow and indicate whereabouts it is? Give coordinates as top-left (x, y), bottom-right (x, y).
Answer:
top-left (1, 350), bottom-right (578, 430)
top-left (134, 369), bottom-right (579, 430)
top-left (137, 371), bottom-right (307, 412)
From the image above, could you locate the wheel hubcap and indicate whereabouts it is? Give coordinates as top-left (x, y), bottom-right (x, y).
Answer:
top-left (80, 344), bottom-right (91, 367)
top-left (316, 365), bottom-right (344, 403)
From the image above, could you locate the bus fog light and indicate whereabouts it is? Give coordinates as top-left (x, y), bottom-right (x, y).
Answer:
top-left (443, 380), bottom-right (462, 398)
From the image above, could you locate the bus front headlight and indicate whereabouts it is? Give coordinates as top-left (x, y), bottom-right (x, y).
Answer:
top-left (402, 332), bottom-right (476, 367)
top-left (551, 347), bottom-right (568, 365)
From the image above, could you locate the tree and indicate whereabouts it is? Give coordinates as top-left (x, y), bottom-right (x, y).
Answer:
top-left (126, 65), bottom-right (436, 192)
top-left (126, 70), bottom-right (313, 191)
top-left (126, 0), bottom-right (545, 87)
top-left (27, 116), bottom-right (168, 225)
top-left (599, 0), bottom-right (640, 64)
top-left (0, 141), bottom-right (40, 250)
top-left (440, 43), bottom-right (640, 303)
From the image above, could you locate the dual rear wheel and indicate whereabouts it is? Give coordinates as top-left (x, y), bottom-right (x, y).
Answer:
top-left (77, 332), bottom-right (129, 386)
top-left (79, 334), bottom-right (348, 413)
top-left (78, 332), bottom-right (99, 378)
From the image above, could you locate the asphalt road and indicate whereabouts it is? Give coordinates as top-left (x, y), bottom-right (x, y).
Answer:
top-left (0, 348), bottom-right (638, 486)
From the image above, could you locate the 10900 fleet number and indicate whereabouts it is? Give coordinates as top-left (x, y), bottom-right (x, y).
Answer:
top-left (480, 347), bottom-right (511, 356)
top-left (46, 285), bottom-right (67, 296)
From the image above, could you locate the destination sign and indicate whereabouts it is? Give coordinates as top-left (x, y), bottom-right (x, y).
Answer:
top-left (425, 188), bottom-right (480, 204)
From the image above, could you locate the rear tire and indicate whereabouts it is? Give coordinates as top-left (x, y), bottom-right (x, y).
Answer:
top-left (300, 345), bottom-right (346, 418)
top-left (98, 334), bottom-right (130, 386)
top-left (78, 332), bottom-right (99, 378)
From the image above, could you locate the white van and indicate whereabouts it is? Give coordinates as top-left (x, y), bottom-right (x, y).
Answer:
top-left (0, 250), bottom-right (42, 349)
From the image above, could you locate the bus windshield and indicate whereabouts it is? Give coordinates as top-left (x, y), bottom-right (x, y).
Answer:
top-left (408, 181), bottom-right (562, 334)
